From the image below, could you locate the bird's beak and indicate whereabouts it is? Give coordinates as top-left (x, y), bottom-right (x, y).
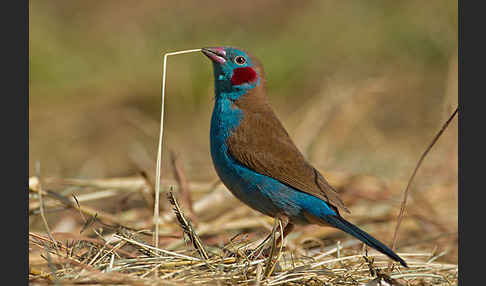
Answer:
top-left (202, 47), bottom-right (227, 64)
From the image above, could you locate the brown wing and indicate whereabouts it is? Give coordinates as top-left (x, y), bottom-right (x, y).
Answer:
top-left (227, 94), bottom-right (350, 214)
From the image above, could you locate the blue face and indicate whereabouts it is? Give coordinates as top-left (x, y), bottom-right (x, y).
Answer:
top-left (202, 47), bottom-right (261, 97)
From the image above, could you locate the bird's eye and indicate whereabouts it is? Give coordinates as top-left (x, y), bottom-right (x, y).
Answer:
top-left (234, 56), bottom-right (246, 65)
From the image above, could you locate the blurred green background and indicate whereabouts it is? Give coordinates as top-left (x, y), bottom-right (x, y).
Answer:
top-left (30, 0), bottom-right (457, 185)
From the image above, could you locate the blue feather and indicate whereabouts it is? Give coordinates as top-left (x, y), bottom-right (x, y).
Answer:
top-left (323, 215), bottom-right (408, 267)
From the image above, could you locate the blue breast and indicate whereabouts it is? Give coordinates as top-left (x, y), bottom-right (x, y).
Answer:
top-left (210, 96), bottom-right (337, 224)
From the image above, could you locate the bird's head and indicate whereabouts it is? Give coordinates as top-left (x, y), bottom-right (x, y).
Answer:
top-left (202, 46), bottom-right (264, 97)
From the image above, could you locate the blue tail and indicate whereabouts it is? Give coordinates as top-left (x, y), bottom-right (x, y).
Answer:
top-left (325, 215), bottom-right (408, 267)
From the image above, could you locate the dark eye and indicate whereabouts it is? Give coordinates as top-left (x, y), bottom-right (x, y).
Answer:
top-left (234, 56), bottom-right (246, 65)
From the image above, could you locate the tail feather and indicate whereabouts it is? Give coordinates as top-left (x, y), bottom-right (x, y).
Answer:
top-left (325, 215), bottom-right (408, 267)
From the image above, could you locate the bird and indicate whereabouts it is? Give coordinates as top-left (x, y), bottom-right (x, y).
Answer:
top-left (201, 46), bottom-right (407, 267)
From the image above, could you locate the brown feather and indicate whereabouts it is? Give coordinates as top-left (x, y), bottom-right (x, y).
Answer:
top-left (226, 55), bottom-right (349, 214)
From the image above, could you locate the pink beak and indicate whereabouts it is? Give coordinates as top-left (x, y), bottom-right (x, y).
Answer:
top-left (202, 47), bottom-right (226, 64)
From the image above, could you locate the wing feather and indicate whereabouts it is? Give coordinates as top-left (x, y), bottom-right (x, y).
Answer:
top-left (227, 101), bottom-right (349, 214)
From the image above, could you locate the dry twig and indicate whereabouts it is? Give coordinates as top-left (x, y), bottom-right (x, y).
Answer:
top-left (389, 106), bottom-right (458, 269)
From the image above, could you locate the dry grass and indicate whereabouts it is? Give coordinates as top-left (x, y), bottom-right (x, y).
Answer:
top-left (29, 170), bottom-right (458, 285)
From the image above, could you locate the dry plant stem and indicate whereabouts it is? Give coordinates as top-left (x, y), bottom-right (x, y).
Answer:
top-left (389, 106), bottom-right (458, 268)
top-left (255, 263), bottom-right (263, 286)
top-left (154, 48), bottom-right (202, 252)
top-left (35, 162), bottom-right (59, 255)
top-left (167, 191), bottom-right (209, 260)
top-left (29, 187), bottom-right (123, 226)
top-left (264, 218), bottom-right (284, 278)
top-left (43, 250), bottom-right (60, 285)
top-left (264, 219), bottom-right (279, 278)
top-left (113, 234), bottom-right (200, 261)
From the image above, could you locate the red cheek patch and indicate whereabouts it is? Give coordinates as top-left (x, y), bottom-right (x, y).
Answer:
top-left (231, 67), bottom-right (258, 85)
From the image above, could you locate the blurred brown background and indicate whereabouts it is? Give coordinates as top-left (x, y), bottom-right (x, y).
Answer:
top-left (30, 0), bottom-right (458, 264)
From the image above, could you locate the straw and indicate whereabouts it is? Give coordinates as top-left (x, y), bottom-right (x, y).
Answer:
top-left (153, 48), bottom-right (202, 251)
